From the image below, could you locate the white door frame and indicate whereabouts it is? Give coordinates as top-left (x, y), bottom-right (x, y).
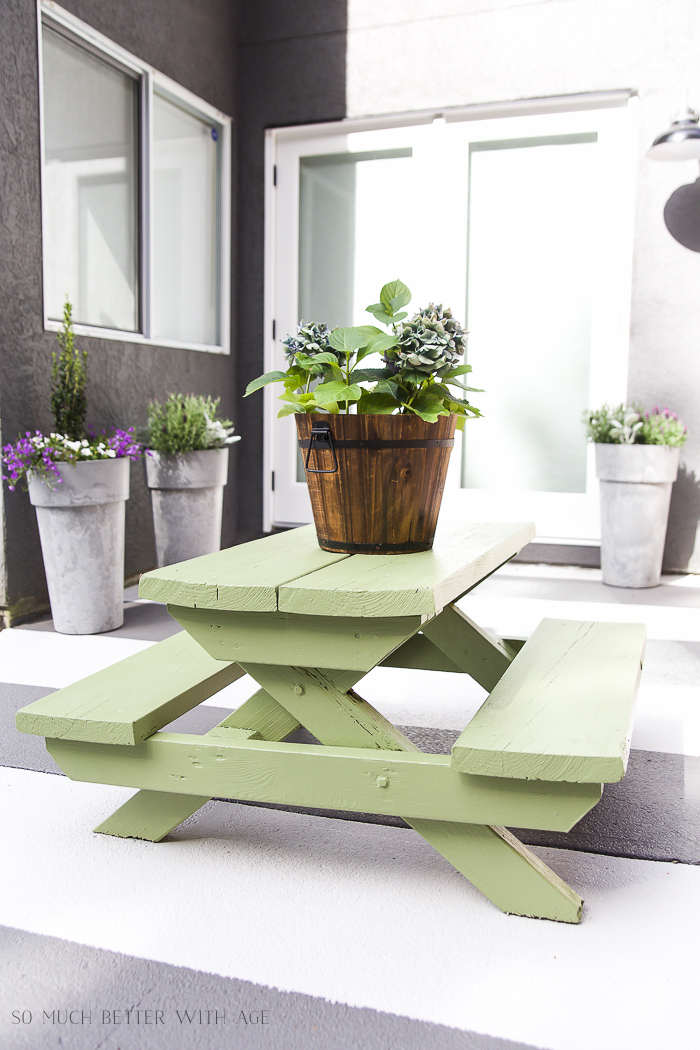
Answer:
top-left (263, 91), bottom-right (638, 538)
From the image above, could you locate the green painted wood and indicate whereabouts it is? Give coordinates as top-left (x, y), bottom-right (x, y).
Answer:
top-left (170, 606), bottom-right (422, 673)
top-left (208, 688), bottom-right (301, 740)
top-left (451, 618), bottom-right (647, 783)
top-left (138, 526), bottom-right (347, 612)
top-left (422, 604), bottom-right (516, 691)
top-left (380, 633), bottom-right (464, 673)
top-left (277, 520), bottom-right (535, 619)
top-left (48, 733), bottom-right (601, 831)
top-left (239, 664), bottom-right (410, 751)
top-left (93, 689), bottom-right (303, 840)
top-left (93, 790), bottom-right (212, 842)
top-left (238, 663), bottom-right (588, 921)
top-left (15, 632), bottom-right (245, 745)
top-left (410, 820), bottom-right (583, 922)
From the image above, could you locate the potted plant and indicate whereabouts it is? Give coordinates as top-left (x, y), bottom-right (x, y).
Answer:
top-left (585, 403), bottom-right (688, 587)
top-left (1, 300), bottom-right (141, 633)
top-left (142, 394), bottom-right (240, 567)
top-left (246, 280), bottom-right (480, 553)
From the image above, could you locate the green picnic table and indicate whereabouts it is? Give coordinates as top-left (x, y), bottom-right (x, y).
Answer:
top-left (17, 520), bottom-right (646, 923)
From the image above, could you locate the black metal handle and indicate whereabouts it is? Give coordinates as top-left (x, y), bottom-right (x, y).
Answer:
top-left (304, 421), bottom-right (338, 473)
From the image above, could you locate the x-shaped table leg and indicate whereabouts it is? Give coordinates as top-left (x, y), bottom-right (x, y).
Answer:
top-left (239, 661), bottom-right (583, 923)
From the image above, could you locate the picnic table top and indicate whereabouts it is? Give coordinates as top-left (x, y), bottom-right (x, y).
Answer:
top-left (138, 519), bottom-right (536, 620)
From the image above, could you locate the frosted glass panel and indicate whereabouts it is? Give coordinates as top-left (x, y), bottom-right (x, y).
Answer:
top-left (463, 136), bottom-right (597, 494)
top-left (42, 27), bottom-right (139, 331)
top-left (152, 94), bottom-right (221, 345)
top-left (299, 150), bottom-right (412, 328)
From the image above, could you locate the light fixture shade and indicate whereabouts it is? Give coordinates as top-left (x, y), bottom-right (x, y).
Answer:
top-left (647, 108), bottom-right (700, 160)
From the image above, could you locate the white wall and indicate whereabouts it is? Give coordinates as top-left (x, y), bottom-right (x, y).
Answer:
top-left (346, 0), bottom-right (700, 570)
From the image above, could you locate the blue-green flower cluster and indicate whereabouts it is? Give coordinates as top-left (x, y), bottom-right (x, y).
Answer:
top-left (389, 304), bottom-right (467, 378)
top-left (282, 321), bottom-right (337, 363)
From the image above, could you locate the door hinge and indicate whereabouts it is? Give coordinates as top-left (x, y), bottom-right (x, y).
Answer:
top-left (271, 471), bottom-right (275, 491)
top-left (272, 319), bottom-right (276, 340)
top-left (273, 164), bottom-right (277, 186)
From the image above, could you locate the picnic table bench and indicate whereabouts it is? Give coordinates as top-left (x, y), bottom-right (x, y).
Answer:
top-left (17, 521), bottom-right (646, 923)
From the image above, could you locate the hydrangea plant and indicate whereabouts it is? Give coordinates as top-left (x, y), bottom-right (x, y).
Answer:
top-left (245, 280), bottom-right (480, 428)
top-left (585, 403), bottom-right (688, 446)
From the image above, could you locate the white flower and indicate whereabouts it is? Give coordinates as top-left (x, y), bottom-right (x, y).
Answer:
top-left (80, 447), bottom-right (91, 456)
top-left (107, 449), bottom-right (116, 458)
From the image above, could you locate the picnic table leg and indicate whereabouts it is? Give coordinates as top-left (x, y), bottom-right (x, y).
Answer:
top-left (240, 663), bottom-right (583, 923)
top-left (421, 603), bottom-right (517, 692)
top-left (94, 687), bottom-right (311, 841)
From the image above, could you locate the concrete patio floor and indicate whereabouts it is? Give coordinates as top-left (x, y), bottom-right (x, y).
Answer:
top-left (0, 561), bottom-right (698, 1049)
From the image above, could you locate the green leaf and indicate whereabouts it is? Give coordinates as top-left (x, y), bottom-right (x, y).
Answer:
top-left (443, 375), bottom-right (483, 393)
top-left (349, 367), bottom-right (395, 383)
top-left (374, 378), bottom-right (402, 399)
top-left (314, 382), bottom-right (362, 405)
top-left (356, 392), bottom-right (400, 415)
top-left (365, 331), bottom-right (398, 355)
top-left (309, 351), bottom-right (343, 366)
top-left (277, 403), bottom-right (302, 417)
top-left (443, 364), bottom-right (472, 378)
top-left (364, 305), bottom-right (395, 326)
top-left (380, 279), bottom-right (411, 313)
top-left (244, 371), bottom-right (288, 396)
top-left (329, 327), bottom-right (372, 353)
top-left (405, 392), bottom-right (447, 423)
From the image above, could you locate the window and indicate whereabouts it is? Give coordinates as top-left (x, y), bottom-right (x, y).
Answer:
top-left (265, 95), bottom-right (638, 538)
top-left (39, 2), bottom-right (231, 352)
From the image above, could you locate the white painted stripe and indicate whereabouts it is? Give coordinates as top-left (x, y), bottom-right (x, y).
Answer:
top-left (1, 766), bottom-right (697, 1050)
top-left (0, 630), bottom-right (153, 688)
top-left (459, 592), bottom-right (700, 641)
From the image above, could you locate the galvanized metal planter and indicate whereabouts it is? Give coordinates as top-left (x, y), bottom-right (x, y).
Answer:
top-left (28, 458), bottom-right (130, 634)
top-left (296, 413), bottom-right (456, 554)
top-left (145, 448), bottom-right (230, 567)
top-left (595, 443), bottom-right (680, 588)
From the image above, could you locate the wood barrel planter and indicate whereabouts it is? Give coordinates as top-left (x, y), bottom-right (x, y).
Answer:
top-left (296, 413), bottom-right (456, 554)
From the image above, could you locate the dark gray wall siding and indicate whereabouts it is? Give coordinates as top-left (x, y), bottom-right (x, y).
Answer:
top-left (234, 1), bottom-right (347, 541)
top-left (0, 0), bottom-right (237, 614)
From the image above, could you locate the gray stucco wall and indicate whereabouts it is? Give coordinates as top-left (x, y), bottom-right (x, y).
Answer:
top-left (0, 0), bottom-right (238, 618)
top-left (233, 0), bottom-right (347, 543)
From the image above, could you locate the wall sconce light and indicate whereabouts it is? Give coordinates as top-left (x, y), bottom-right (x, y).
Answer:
top-left (647, 107), bottom-right (700, 161)
top-left (648, 107), bottom-right (700, 251)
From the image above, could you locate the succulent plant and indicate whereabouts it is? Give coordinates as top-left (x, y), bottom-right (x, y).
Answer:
top-left (282, 321), bottom-right (337, 363)
top-left (388, 304), bottom-right (467, 378)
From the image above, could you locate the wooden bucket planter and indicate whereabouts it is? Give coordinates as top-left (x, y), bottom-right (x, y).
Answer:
top-left (296, 413), bottom-right (456, 554)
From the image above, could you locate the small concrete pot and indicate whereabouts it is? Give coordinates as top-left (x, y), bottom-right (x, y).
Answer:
top-left (28, 458), bottom-right (130, 634)
top-left (595, 443), bottom-right (680, 588)
top-left (145, 448), bottom-right (230, 567)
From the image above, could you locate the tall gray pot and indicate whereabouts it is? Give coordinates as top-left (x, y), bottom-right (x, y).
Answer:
top-left (145, 448), bottom-right (229, 567)
top-left (595, 443), bottom-right (680, 588)
top-left (28, 458), bottom-right (130, 634)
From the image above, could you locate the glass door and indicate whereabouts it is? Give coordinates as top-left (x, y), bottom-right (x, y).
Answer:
top-left (266, 99), bottom-right (636, 540)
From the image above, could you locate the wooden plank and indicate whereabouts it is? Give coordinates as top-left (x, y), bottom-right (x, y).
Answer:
top-left (138, 525), bottom-right (348, 612)
top-left (277, 519), bottom-right (535, 619)
top-left (169, 606), bottom-right (422, 673)
top-left (239, 663), bottom-right (590, 922)
top-left (410, 820), bottom-right (583, 923)
top-left (15, 632), bottom-right (245, 746)
top-left (94, 690), bottom-right (303, 840)
top-left (48, 733), bottom-right (602, 831)
top-left (380, 633), bottom-right (464, 673)
top-left (422, 604), bottom-right (516, 691)
top-left (94, 791), bottom-right (212, 841)
top-left (451, 618), bottom-right (647, 783)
